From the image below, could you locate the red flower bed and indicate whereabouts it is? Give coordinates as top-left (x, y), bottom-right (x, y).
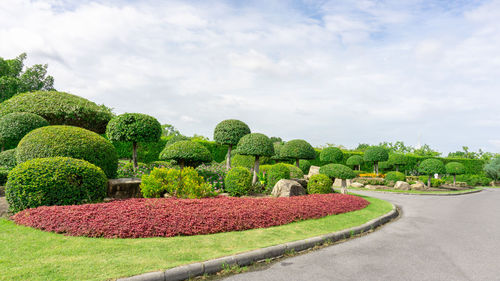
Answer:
top-left (13, 194), bottom-right (369, 238)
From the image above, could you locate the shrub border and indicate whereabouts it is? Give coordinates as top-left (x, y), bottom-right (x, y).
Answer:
top-left (346, 187), bottom-right (483, 196)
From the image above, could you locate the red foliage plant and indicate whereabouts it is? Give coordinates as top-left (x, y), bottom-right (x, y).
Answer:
top-left (13, 194), bottom-right (369, 238)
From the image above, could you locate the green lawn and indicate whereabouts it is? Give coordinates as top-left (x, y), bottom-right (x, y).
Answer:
top-left (346, 187), bottom-right (482, 194)
top-left (0, 195), bottom-right (392, 281)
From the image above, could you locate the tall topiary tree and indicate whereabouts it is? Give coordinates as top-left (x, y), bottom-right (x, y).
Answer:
top-left (280, 139), bottom-right (316, 168)
top-left (320, 147), bottom-right (343, 164)
top-left (418, 159), bottom-right (445, 188)
top-left (159, 140), bottom-right (212, 170)
top-left (271, 141), bottom-right (286, 162)
top-left (320, 164), bottom-right (355, 194)
top-left (445, 162), bottom-right (466, 187)
top-left (236, 133), bottom-right (274, 185)
top-left (388, 154), bottom-right (407, 172)
top-left (484, 157), bottom-right (500, 184)
top-left (363, 146), bottom-right (389, 175)
top-left (0, 112), bottom-right (49, 151)
top-left (214, 119), bottom-right (251, 171)
top-left (106, 113), bottom-right (162, 171)
top-left (346, 155), bottom-right (363, 171)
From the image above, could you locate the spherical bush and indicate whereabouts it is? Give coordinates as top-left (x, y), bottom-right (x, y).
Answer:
top-left (0, 112), bottom-right (49, 150)
top-left (236, 133), bottom-right (274, 157)
top-left (445, 162), bottom-right (466, 175)
top-left (224, 166), bottom-right (252, 196)
top-left (16, 125), bottom-right (118, 178)
top-left (280, 139), bottom-right (316, 160)
top-left (363, 146), bottom-right (389, 162)
top-left (0, 91), bottom-right (113, 134)
top-left (6, 157), bottom-right (107, 213)
top-left (106, 113), bottom-right (162, 143)
top-left (384, 171), bottom-right (406, 183)
top-left (159, 140), bottom-right (212, 167)
top-left (214, 119), bottom-right (251, 145)
top-left (320, 147), bottom-right (343, 164)
top-left (418, 159), bottom-right (445, 175)
top-left (307, 174), bottom-right (333, 194)
top-left (320, 164), bottom-right (356, 180)
top-left (0, 148), bottom-right (16, 169)
top-left (266, 163), bottom-right (290, 189)
top-left (346, 155), bottom-right (363, 167)
top-left (388, 154), bottom-right (407, 166)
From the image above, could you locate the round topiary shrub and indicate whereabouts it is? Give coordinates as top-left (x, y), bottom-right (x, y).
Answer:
top-left (0, 91), bottom-right (113, 134)
top-left (346, 155), bottom-right (363, 170)
top-left (231, 154), bottom-right (255, 170)
top-left (418, 158), bottom-right (445, 187)
top-left (284, 163), bottom-right (304, 179)
top-left (0, 112), bottom-right (49, 150)
top-left (236, 133), bottom-right (274, 185)
top-left (224, 166), bottom-right (252, 196)
top-left (299, 159), bottom-right (311, 174)
top-left (214, 119), bottom-right (251, 170)
top-left (6, 157), bottom-right (107, 213)
top-left (320, 163), bottom-right (355, 194)
top-left (16, 125), bottom-right (118, 178)
top-left (0, 148), bottom-right (16, 169)
top-left (363, 146), bottom-right (389, 175)
top-left (307, 174), bottom-right (333, 194)
top-left (159, 140), bottom-right (212, 169)
top-left (445, 162), bottom-right (466, 186)
top-left (266, 163), bottom-right (290, 190)
top-left (280, 139), bottom-right (316, 167)
top-left (320, 147), bottom-right (343, 164)
top-left (271, 142), bottom-right (286, 161)
top-left (384, 171), bottom-right (406, 183)
top-left (388, 154), bottom-right (407, 172)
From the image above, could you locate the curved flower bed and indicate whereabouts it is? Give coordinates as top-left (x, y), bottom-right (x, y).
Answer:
top-left (13, 194), bottom-right (369, 238)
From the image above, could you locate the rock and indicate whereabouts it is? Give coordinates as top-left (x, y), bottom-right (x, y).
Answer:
top-left (394, 181), bottom-right (411, 190)
top-left (272, 179), bottom-right (306, 197)
top-left (351, 182), bottom-right (364, 188)
top-left (365, 185), bottom-right (377, 190)
top-left (108, 178), bottom-right (142, 199)
top-left (411, 181), bottom-right (426, 190)
top-left (333, 178), bottom-right (352, 187)
top-left (306, 166), bottom-right (320, 180)
top-left (292, 178), bottom-right (308, 189)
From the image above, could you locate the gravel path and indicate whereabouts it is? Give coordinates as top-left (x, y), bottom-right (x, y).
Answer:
top-left (0, 196), bottom-right (9, 218)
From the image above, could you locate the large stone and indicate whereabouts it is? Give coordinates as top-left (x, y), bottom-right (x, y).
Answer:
top-left (108, 178), bottom-right (142, 199)
top-left (351, 182), bottom-right (364, 188)
top-left (365, 185), bottom-right (377, 190)
top-left (394, 181), bottom-right (411, 190)
top-left (271, 179), bottom-right (306, 197)
top-left (306, 166), bottom-right (320, 180)
top-left (411, 181), bottom-right (426, 190)
top-left (333, 178), bottom-right (352, 187)
top-left (292, 178), bottom-right (308, 189)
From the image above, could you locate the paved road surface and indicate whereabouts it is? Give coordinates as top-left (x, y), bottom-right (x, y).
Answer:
top-left (223, 189), bottom-right (500, 281)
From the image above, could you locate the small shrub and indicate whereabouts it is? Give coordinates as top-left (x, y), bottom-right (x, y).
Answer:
top-left (418, 176), bottom-right (445, 187)
top-left (285, 163), bottom-right (304, 179)
top-left (6, 157), bottom-right (107, 213)
top-left (0, 112), bottom-right (49, 150)
top-left (0, 148), bottom-right (16, 169)
top-left (160, 140), bottom-right (212, 168)
top-left (454, 174), bottom-right (491, 187)
top-left (299, 159), bottom-right (311, 174)
top-left (384, 171), bottom-right (406, 184)
top-left (224, 167), bottom-right (252, 196)
top-left (231, 154), bottom-right (255, 170)
top-left (117, 161), bottom-right (150, 178)
top-left (353, 177), bottom-right (385, 185)
top-left (320, 147), bottom-right (343, 164)
top-left (266, 163), bottom-right (290, 190)
top-left (307, 174), bottom-right (333, 194)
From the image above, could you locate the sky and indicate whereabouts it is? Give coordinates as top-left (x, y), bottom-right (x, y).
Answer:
top-left (1, 0), bottom-right (500, 154)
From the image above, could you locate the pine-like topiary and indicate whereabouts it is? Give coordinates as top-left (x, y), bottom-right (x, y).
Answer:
top-left (418, 158), bottom-right (445, 188)
top-left (16, 125), bottom-right (118, 178)
top-left (388, 154), bottom-right (407, 172)
top-left (320, 147), bottom-right (343, 164)
top-left (224, 166), bottom-right (252, 196)
top-left (363, 146), bottom-right (389, 175)
top-left (159, 140), bottom-right (212, 169)
top-left (307, 174), bottom-right (333, 194)
top-left (214, 119), bottom-right (250, 171)
top-left (320, 163), bottom-right (355, 194)
top-left (0, 112), bottom-right (49, 151)
top-left (346, 155), bottom-right (363, 170)
top-left (445, 162), bottom-right (466, 187)
top-left (280, 139), bottom-right (316, 168)
top-left (236, 133), bottom-right (274, 185)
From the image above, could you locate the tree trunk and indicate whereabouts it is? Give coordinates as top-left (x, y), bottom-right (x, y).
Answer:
top-left (374, 162), bottom-right (379, 175)
top-left (295, 159), bottom-right (300, 168)
top-left (358, 164), bottom-right (361, 171)
top-left (395, 165), bottom-right (399, 172)
top-left (252, 156), bottom-right (260, 185)
top-left (341, 179), bottom-right (347, 194)
top-left (453, 174), bottom-right (456, 187)
top-left (179, 159), bottom-right (185, 170)
top-left (226, 145), bottom-right (232, 171)
top-left (132, 142), bottom-right (138, 172)
top-left (428, 175), bottom-right (431, 188)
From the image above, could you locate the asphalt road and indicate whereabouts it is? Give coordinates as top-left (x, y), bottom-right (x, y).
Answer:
top-left (223, 188), bottom-right (500, 281)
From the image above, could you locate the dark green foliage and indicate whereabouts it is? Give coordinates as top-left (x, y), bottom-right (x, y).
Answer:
top-left (224, 167), bottom-right (252, 196)
top-left (307, 174), bottom-right (333, 194)
top-left (236, 133), bottom-right (274, 157)
top-left (0, 149), bottom-right (16, 169)
top-left (320, 147), bottom-right (343, 164)
top-left (164, 135), bottom-right (190, 147)
top-left (213, 119), bottom-right (250, 145)
top-left (454, 174), bottom-right (491, 186)
top-left (363, 146), bottom-right (389, 162)
top-left (445, 162), bottom-right (466, 175)
top-left (271, 142), bottom-right (286, 160)
top-left (484, 157), bottom-right (500, 181)
top-left (388, 154), bottom-right (407, 166)
top-left (418, 159), bottom-right (445, 175)
top-left (280, 139), bottom-right (316, 160)
top-left (0, 167), bottom-right (9, 185)
top-left (378, 161), bottom-right (392, 171)
top-left (266, 163), bottom-right (290, 189)
top-left (320, 164), bottom-right (356, 180)
top-left (269, 137), bottom-right (282, 143)
top-left (417, 176), bottom-right (445, 187)
top-left (159, 140), bottom-right (212, 167)
top-left (0, 91), bottom-right (113, 134)
top-left (346, 155), bottom-right (363, 167)
top-left (231, 154), bottom-right (255, 170)
top-left (16, 125), bottom-right (118, 178)
top-left (0, 112), bottom-right (49, 150)
top-left (284, 164), bottom-right (304, 178)
top-left (6, 157), bottom-right (107, 213)
top-left (384, 171), bottom-right (406, 183)
top-left (112, 137), bottom-right (169, 163)
top-left (192, 139), bottom-right (229, 163)
top-left (299, 159), bottom-right (311, 174)
top-left (106, 113), bottom-right (162, 143)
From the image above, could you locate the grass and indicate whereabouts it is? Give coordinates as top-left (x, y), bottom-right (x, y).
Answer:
top-left (0, 195), bottom-right (392, 281)
top-left (346, 186), bottom-right (482, 194)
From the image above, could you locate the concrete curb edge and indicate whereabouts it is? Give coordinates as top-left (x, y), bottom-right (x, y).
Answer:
top-left (117, 204), bottom-right (399, 281)
top-left (349, 188), bottom-right (483, 196)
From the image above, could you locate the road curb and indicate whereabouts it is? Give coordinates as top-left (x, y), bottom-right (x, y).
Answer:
top-left (350, 188), bottom-right (483, 196)
top-left (117, 204), bottom-right (399, 281)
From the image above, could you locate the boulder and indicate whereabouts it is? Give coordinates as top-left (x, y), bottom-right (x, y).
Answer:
top-left (351, 182), bottom-right (364, 188)
top-left (292, 178), bottom-right (308, 189)
top-left (365, 185), bottom-right (377, 190)
top-left (272, 179), bottom-right (306, 197)
top-left (333, 178), bottom-right (352, 187)
top-left (108, 178), bottom-right (142, 199)
top-left (306, 165), bottom-right (320, 180)
top-left (394, 181), bottom-right (411, 190)
top-left (411, 181), bottom-right (426, 190)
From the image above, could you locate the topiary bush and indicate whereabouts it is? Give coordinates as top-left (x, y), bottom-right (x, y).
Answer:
top-left (320, 163), bottom-right (355, 194)
top-left (159, 140), bottom-right (212, 169)
top-left (280, 139), bottom-right (316, 168)
top-left (418, 158), bottom-right (445, 187)
top-left (284, 163), bottom-right (304, 179)
top-left (363, 146), bottom-right (389, 175)
top-left (271, 141), bottom-right (287, 161)
top-left (0, 91), bottom-right (113, 134)
top-left (0, 148), bottom-right (16, 169)
top-left (307, 174), bottom-right (333, 194)
top-left (346, 155), bottom-right (363, 170)
top-left (299, 159), bottom-right (311, 174)
top-left (236, 133), bottom-right (274, 185)
top-left (0, 112), bottom-right (49, 150)
top-left (16, 125), bottom-right (118, 178)
top-left (266, 163), bottom-right (291, 191)
top-left (213, 119), bottom-right (251, 170)
top-left (445, 162), bottom-right (466, 186)
top-left (224, 166), bottom-right (252, 196)
top-left (231, 154), bottom-right (255, 170)
top-left (388, 154), bottom-right (407, 172)
top-left (384, 171), bottom-right (406, 184)
top-left (6, 157), bottom-right (107, 213)
top-left (320, 147), bottom-right (343, 164)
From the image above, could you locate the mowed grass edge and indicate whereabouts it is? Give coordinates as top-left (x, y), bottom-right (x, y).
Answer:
top-left (0, 195), bottom-right (392, 281)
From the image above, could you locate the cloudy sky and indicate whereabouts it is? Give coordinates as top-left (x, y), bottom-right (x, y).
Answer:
top-left (1, 0), bottom-right (499, 154)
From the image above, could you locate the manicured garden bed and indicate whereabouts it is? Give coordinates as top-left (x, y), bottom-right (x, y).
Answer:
top-left (13, 194), bottom-right (368, 238)
top-left (347, 186), bottom-right (482, 194)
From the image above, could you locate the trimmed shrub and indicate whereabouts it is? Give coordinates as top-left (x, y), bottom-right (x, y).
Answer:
top-left (320, 147), bottom-right (343, 164)
top-left (0, 148), bottom-right (16, 169)
top-left (266, 163), bottom-right (291, 190)
top-left (271, 142), bottom-right (286, 161)
top-left (236, 133), bottom-right (274, 184)
top-left (224, 166), bottom-right (252, 196)
top-left (0, 112), bottom-right (49, 150)
top-left (418, 176), bottom-right (446, 187)
top-left (307, 174), bottom-right (333, 194)
top-left (384, 171), bottom-right (406, 184)
top-left (284, 163), bottom-right (304, 179)
top-left (231, 154), bottom-right (255, 170)
top-left (455, 174), bottom-right (490, 187)
top-left (346, 155), bottom-right (363, 170)
top-left (363, 146), bottom-right (389, 174)
top-left (418, 159), bottom-right (445, 187)
top-left (378, 161), bottom-right (392, 172)
top-left (16, 125), bottom-right (118, 178)
top-left (320, 164), bottom-right (356, 180)
top-left (159, 140), bottom-right (212, 168)
top-left (6, 157), bottom-right (107, 213)
top-left (0, 91), bottom-right (113, 134)
top-left (280, 139), bottom-right (316, 166)
top-left (445, 162), bottom-right (466, 186)
top-left (299, 159), bottom-right (312, 174)
top-left (214, 119), bottom-right (250, 170)
top-left (388, 154), bottom-right (407, 172)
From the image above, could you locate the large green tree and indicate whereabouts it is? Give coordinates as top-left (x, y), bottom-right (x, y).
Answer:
top-left (0, 53), bottom-right (55, 102)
